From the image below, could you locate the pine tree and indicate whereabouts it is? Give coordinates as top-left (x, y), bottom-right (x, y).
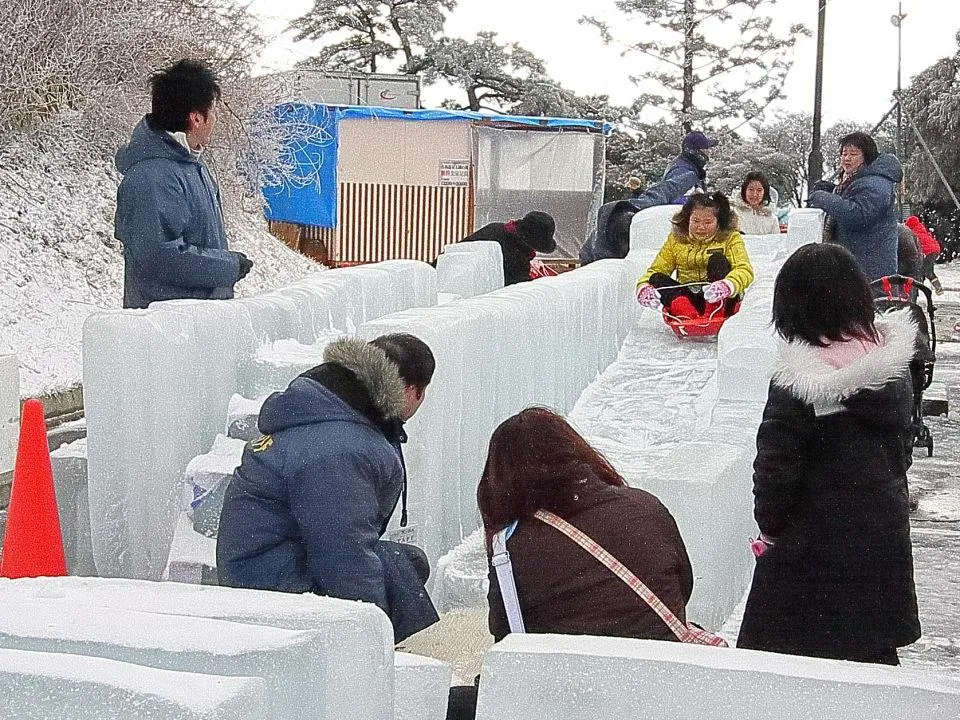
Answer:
top-left (291, 0), bottom-right (454, 73)
top-left (582, 0), bottom-right (807, 131)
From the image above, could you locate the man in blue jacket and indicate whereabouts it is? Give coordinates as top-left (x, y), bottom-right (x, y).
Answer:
top-left (115, 59), bottom-right (252, 309)
top-left (217, 333), bottom-right (440, 642)
top-left (662, 130), bottom-right (717, 201)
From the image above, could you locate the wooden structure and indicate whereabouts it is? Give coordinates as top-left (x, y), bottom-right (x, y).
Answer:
top-left (264, 105), bottom-right (609, 267)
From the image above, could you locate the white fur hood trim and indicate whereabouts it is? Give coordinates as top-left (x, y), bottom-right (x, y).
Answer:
top-left (771, 308), bottom-right (917, 406)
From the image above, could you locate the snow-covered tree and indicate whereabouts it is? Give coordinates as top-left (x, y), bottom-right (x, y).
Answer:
top-left (582, 0), bottom-right (807, 131)
top-left (900, 48), bottom-right (960, 207)
top-left (0, 0), bottom-right (327, 212)
top-left (422, 32), bottom-right (547, 112)
top-left (292, 0), bottom-right (455, 73)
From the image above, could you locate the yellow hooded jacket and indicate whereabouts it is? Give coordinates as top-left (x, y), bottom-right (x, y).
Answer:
top-left (637, 229), bottom-right (754, 295)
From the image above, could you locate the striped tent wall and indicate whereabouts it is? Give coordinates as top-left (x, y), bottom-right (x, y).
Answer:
top-left (275, 182), bottom-right (473, 265)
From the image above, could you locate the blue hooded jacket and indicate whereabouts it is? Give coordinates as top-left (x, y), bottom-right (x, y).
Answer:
top-left (115, 116), bottom-right (239, 308)
top-left (662, 150), bottom-right (708, 202)
top-left (216, 338), bottom-right (438, 640)
top-left (807, 154), bottom-right (903, 282)
top-left (579, 170), bottom-right (699, 264)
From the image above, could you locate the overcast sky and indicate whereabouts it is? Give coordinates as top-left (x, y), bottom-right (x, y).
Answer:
top-left (248, 0), bottom-right (960, 127)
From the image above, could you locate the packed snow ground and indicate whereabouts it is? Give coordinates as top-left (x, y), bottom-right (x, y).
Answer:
top-left (0, 130), bottom-right (322, 399)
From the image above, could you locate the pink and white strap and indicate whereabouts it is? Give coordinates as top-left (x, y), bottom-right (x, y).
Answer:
top-left (533, 509), bottom-right (727, 647)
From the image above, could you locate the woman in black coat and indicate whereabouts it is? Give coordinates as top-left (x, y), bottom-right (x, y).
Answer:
top-left (459, 211), bottom-right (556, 285)
top-left (737, 243), bottom-right (921, 665)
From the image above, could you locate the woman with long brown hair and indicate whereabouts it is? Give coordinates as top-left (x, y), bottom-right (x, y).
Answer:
top-left (478, 407), bottom-right (694, 642)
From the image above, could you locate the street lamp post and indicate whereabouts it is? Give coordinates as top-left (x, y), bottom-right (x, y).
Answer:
top-left (808, 0), bottom-right (827, 194)
top-left (892, 3), bottom-right (907, 216)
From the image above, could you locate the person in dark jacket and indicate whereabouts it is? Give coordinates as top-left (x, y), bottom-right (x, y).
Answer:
top-left (579, 170), bottom-right (700, 264)
top-left (478, 407), bottom-right (694, 642)
top-left (661, 130), bottom-right (717, 201)
top-left (459, 211), bottom-right (557, 285)
top-left (897, 223), bottom-right (923, 281)
top-left (807, 132), bottom-right (903, 282)
top-left (737, 243), bottom-right (920, 665)
top-left (216, 333), bottom-right (439, 643)
top-left (905, 215), bottom-right (944, 294)
top-left (115, 59), bottom-right (253, 309)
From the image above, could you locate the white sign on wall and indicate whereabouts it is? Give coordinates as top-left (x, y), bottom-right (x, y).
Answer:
top-left (439, 159), bottom-right (470, 187)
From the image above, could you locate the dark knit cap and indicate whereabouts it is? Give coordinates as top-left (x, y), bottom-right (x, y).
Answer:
top-left (515, 211), bottom-right (557, 253)
top-left (682, 131), bottom-right (718, 152)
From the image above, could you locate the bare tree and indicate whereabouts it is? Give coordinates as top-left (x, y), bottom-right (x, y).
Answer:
top-left (0, 0), bottom-right (325, 212)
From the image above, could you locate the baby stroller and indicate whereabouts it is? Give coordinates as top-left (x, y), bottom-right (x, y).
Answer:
top-left (871, 275), bottom-right (937, 456)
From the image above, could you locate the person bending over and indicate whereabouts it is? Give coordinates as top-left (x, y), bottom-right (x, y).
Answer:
top-left (217, 333), bottom-right (439, 643)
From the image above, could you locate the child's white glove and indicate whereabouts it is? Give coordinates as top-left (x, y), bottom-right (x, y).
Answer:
top-left (703, 279), bottom-right (734, 303)
top-left (636, 284), bottom-right (661, 308)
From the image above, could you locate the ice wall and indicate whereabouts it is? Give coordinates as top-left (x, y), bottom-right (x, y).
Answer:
top-left (359, 260), bottom-right (638, 564)
top-left (475, 634), bottom-right (960, 720)
top-left (0, 647), bottom-right (267, 720)
top-left (83, 262), bottom-right (436, 580)
top-left (0, 353), bottom-right (17, 476)
top-left (436, 241), bottom-right (505, 298)
top-left (0, 577), bottom-right (395, 720)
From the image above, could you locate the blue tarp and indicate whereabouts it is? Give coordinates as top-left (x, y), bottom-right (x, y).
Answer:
top-left (263, 104), bottom-right (340, 228)
top-left (263, 103), bottom-right (611, 229)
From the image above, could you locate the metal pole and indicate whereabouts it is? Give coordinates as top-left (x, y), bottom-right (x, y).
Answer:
top-left (896, 2), bottom-right (903, 156)
top-left (807, 0), bottom-right (826, 194)
top-left (896, 2), bottom-right (905, 216)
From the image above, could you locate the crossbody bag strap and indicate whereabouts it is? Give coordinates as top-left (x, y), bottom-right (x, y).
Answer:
top-left (533, 509), bottom-right (689, 642)
top-left (491, 526), bottom-right (526, 634)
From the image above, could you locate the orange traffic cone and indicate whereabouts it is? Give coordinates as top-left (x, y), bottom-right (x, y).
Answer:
top-left (0, 399), bottom-right (66, 578)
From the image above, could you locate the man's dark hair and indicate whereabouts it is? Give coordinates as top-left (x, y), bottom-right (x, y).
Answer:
top-left (150, 59), bottom-right (221, 133)
top-left (671, 191), bottom-right (737, 237)
top-left (371, 333), bottom-right (435, 392)
top-left (772, 243), bottom-right (878, 347)
top-left (838, 131), bottom-right (880, 165)
top-left (740, 171), bottom-right (772, 205)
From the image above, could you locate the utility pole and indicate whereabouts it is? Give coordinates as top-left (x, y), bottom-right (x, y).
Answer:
top-left (808, 0), bottom-right (826, 195)
top-left (892, 3), bottom-right (908, 217)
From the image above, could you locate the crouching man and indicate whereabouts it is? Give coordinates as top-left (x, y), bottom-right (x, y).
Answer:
top-left (217, 333), bottom-right (439, 642)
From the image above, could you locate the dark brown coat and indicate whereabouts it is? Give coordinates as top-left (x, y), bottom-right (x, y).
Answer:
top-left (487, 483), bottom-right (694, 642)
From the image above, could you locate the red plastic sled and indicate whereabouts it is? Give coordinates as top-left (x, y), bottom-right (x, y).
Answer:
top-left (662, 301), bottom-right (741, 340)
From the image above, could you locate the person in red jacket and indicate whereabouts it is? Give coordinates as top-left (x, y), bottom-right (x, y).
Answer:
top-left (904, 215), bottom-right (943, 294)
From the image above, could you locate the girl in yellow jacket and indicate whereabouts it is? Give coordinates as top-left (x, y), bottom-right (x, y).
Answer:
top-left (636, 192), bottom-right (754, 319)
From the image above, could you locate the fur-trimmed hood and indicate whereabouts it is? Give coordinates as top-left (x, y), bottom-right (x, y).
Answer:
top-left (257, 338), bottom-right (407, 436)
top-left (322, 337), bottom-right (407, 419)
top-left (771, 308), bottom-right (917, 415)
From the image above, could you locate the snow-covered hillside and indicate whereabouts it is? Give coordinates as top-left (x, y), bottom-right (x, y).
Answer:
top-left (0, 129), bottom-right (322, 398)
